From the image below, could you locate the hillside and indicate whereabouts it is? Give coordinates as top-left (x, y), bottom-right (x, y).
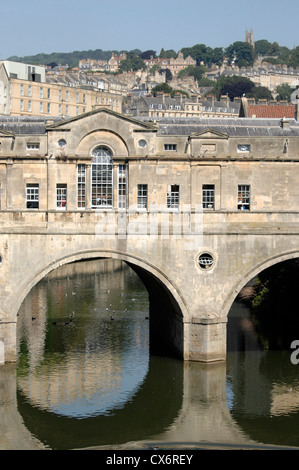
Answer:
top-left (6, 39), bottom-right (299, 70)
top-left (6, 48), bottom-right (131, 68)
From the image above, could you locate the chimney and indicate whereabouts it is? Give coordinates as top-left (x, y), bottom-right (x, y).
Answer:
top-left (220, 94), bottom-right (230, 107)
top-left (281, 117), bottom-right (290, 129)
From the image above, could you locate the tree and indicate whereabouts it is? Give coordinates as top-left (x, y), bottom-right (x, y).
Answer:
top-left (214, 76), bottom-right (254, 100)
top-left (247, 86), bottom-right (273, 101)
top-left (181, 44), bottom-right (214, 66)
top-left (225, 41), bottom-right (254, 67)
top-left (151, 83), bottom-right (188, 98)
top-left (118, 52), bottom-right (146, 72)
top-left (276, 84), bottom-right (294, 102)
top-left (140, 50), bottom-right (157, 60)
top-left (151, 83), bottom-right (173, 96)
top-left (159, 48), bottom-right (177, 59)
top-left (254, 39), bottom-right (273, 56)
top-left (177, 65), bottom-right (207, 81)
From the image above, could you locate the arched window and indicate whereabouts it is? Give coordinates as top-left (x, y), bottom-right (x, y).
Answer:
top-left (91, 146), bottom-right (113, 207)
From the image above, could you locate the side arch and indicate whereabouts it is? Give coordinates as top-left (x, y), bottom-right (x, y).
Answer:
top-left (16, 249), bottom-right (189, 359)
top-left (222, 249), bottom-right (299, 319)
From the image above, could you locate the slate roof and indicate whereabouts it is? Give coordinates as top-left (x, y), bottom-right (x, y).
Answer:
top-left (140, 117), bottom-right (299, 137)
top-left (0, 116), bottom-right (61, 134)
top-left (0, 113), bottom-right (299, 137)
top-left (142, 96), bottom-right (240, 114)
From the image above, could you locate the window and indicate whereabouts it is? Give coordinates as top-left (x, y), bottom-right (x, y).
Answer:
top-left (65, 105), bottom-right (69, 115)
top-left (118, 164), bottom-right (127, 209)
top-left (40, 87), bottom-right (43, 99)
top-left (47, 88), bottom-right (51, 99)
top-left (138, 139), bottom-right (147, 148)
top-left (20, 99), bottom-right (24, 111)
top-left (58, 139), bottom-right (66, 148)
top-left (28, 85), bottom-right (32, 97)
top-left (47, 103), bottom-right (51, 114)
top-left (20, 84), bottom-right (24, 96)
top-left (164, 144), bottom-right (177, 151)
top-left (66, 91), bottom-right (69, 102)
top-left (28, 100), bottom-right (32, 112)
top-left (167, 185), bottom-right (179, 209)
top-left (26, 142), bottom-right (40, 150)
top-left (202, 184), bottom-right (215, 209)
top-left (91, 146), bottom-right (113, 208)
top-left (59, 90), bottom-right (62, 101)
top-left (238, 144), bottom-right (250, 153)
top-left (238, 185), bottom-right (250, 210)
top-left (56, 184), bottom-right (67, 209)
top-left (77, 164), bottom-right (86, 208)
top-left (59, 104), bottom-right (62, 115)
top-left (40, 102), bottom-right (43, 113)
top-left (137, 184), bottom-right (148, 209)
top-left (26, 184), bottom-right (39, 209)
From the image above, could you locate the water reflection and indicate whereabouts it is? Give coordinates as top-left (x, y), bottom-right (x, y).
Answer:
top-left (1, 260), bottom-right (299, 449)
top-left (17, 260), bottom-right (150, 419)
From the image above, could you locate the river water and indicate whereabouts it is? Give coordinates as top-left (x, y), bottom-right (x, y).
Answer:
top-left (1, 259), bottom-right (299, 450)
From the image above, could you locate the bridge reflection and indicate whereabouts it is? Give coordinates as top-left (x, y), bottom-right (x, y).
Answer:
top-left (2, 352), bottom-right (299, 449)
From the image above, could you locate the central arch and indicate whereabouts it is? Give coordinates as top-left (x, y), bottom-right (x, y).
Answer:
top-left (16, 249), bottom-right (189, 360)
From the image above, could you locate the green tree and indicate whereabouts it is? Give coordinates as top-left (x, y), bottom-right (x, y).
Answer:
top-left (181, 44), bottom-right (214, 66)
top-left (276, 83), bottom-right (294, 102)
top-left (140, 50), bottom-right (156, 60)
top-left (254, 39), bottom-right (273, 56)
top-left (225, 41), bottom-right (254, 67)
top-left (247, 86), bottom-right (273, 101)
top-left (151, 83), bottom-right (188, 98)
top-left (214, 75), bottom-right (254, 100)
top-left (158, 48), bottom-right (177, 59)
top-left (177, 65), bottom-right (207, 81)
top-left (118, 52), bottom-right (146, 72)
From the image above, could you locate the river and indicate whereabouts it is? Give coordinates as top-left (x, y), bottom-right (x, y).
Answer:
top-left (1, 259), bottom-right (299, 450)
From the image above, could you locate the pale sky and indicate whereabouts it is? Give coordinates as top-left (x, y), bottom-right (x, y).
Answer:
top-left (1, 0), bottom-right (298, 59)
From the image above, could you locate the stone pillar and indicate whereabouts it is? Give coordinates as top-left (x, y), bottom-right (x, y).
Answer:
top-left (184, 317), bottom-right (227, 362)
top-left (0, 322), bottom-right (17, 363)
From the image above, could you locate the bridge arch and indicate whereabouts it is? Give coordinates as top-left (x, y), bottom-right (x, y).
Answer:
top-left (16, 249), bottom-right (188, 359)
top-left (222, 249), bottom-right (299, 320)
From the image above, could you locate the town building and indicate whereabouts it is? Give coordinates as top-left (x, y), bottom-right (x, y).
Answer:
top-left (0, 61), bottom-right (123, 117)
top-left (143, 51), bottom-right (196, 76)
top-left (125, 93), bottom-right (240, 118)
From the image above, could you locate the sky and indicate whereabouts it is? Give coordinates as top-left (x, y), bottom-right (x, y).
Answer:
top-left (1, 0), bottom-right (299, 59)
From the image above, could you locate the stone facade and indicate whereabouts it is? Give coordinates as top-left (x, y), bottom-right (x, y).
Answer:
top-left (0, 109), bottom-right (299, 363)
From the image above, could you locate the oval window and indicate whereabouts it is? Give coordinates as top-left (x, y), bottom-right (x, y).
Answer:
top-left (138, 139), bottom-right (147, 148)
top-left (58, 139), bottom-right (67, 147)
top-left (198, 253), bottom-right (214, 269)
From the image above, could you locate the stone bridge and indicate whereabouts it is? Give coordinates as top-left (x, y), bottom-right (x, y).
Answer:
top-left (0, 208), bottom-right (298, 363)
top-left (0, 109), bottom-right (299, 362)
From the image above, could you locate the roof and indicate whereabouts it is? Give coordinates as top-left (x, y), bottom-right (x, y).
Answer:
top-left (248, 104), bottom-right (295, 119)
top-left (140, 117), bottom-right (299, 137)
